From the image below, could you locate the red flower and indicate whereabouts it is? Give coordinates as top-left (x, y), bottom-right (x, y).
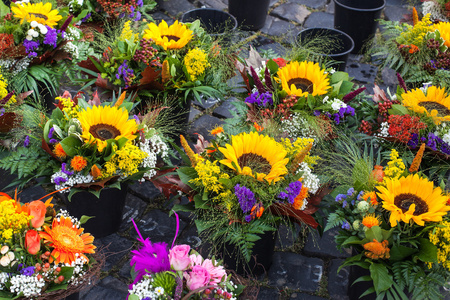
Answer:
top-left (387, 115), bottom-right (427, 143)
top-left (272, 58), bottom-right (287, 68)
top-left (25, 230), bottom-right (41, 255)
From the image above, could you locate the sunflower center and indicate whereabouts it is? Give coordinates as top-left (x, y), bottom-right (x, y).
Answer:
top-left (162, 35), bottom-right (180, 42)
top-left (53, 227), bottom-right (85, 252)
top-left (287, 78), bottom-right (314, 93)
top-left (394, 193), bottom-right (429, 215)
top-left (237, 153), bottom-right (272, 174)
top-left (29, 13), bottom-right (48, 20)
top-left (89, 124), bottom-right (121, 140)
top-left (418, 101), bottom-right (450, 116)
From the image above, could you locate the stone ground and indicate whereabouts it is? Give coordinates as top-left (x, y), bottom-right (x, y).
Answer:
top-left (1, 0), bottom-right (443, 299)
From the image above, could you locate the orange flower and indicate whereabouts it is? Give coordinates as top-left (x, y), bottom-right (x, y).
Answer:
top-left (90, 165), bottom-right (102, 179)
top-left (362, 191), bottom-right (378, 205)
top-left (210, 127), bottom-right (224, 136)
top-left (180, 135), bottom-right (199, 167)
top-left (293, 185), bottom-right (309, 210)
top-left (71, 156), bottom-right (88, 172)
top-left (25, 200), bottom-right (47, 228)
top-left (253, 122), bottom-right (264, 132)
top-left (53, 143), bottom-right (67, 159)
top-left (25, 230), bottom-right (41, 255)
top-left (362, 214), bottom-right (380, 228)
top-left (409, 143), bottom-right (425, 173)
top-left (39, 216), bottom-right (96, 265)
top-left (363, 239), bottom-right (390, 260)
top-left (370, 165), bottom-right (384, 182)
top-left (409, 44), bottom-right (419, 54)
top-left (251, 204), bottom-right (264, 218)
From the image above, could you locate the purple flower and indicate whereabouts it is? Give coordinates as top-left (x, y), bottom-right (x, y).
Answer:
top-left (235, 184), bottom-right (256, 214)
top-left (23, 40), bottom-right (40, 57)
top-left (43, 26), bottom-right (58, 48)
top-left (342, 200), bottom-right (348, 208)
top-left (245, 91), bottom-right (273, 107)
top-left (335, 194), bottom-right (347, 202)
top-left (133, 115), bottom-right (140, 124)
top-left (313, 110), bottom-right (321, 116)
top-left (427, 132), bottom-right (438, 151)
top-left (346, 105), bottom-right (355, 116)
top-left (357, 190), bottom-right (364, 200)
top-left (116, 60), bottom-right (135, 88)
top-left (130, 239), bottom-right (170, 284)
top-left (23, 136), bottom-right (30, 148)
top-left (347, 187), bottom-right (355, 196)
top-left (61, 163), bottom-right (74, 176)
top-left (244, 215), bottom-right (252, 223)
top-left (137, 0), bottom-right (143, 7)
top-left (20, 266), bottom-right (35, 276)
top-left (81, 12), bottom-right (92, 23)
top-left (408, 133), bottom-right (419, 149)
top-left (0, 108), bottom-right (4, 117)
top-left (441, 142), bottom-right (450, 155)
top-left (48, 127), bottom-right (55, 139)
top-left (278, 181), bottom-right (302, 204)
top-left (49, 138), bottom-right (59, 144)
top-left (341, 221), bottom-right (351, 230)
top-left (54, 176), bottom-right (67, 185)
top-left (333, 113), bottom-right (340, 125)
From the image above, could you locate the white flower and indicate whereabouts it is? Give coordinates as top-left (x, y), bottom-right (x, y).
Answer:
top-left (38, 24), bottom-right (48, 35)
top-left (25, 35), bottom-right (33, 41)
top-left (357, 201), bottom-right (370, 213)
top-left (0, 246), bottom-right (8, 255)
top-left (330, 98), bottom-right (347, 112)
top-left (30, 21), bottom-right (38, 28)
top-left (6, 252), bottom-right (14, 261)
top-left (27, 29), bottom-right (35, 36)
top-left (377, 122), bottom-right (389, 137)
top-left (155, 287), bottom-right (164, 295)
top-left (0, 256), bottom-right (10, 267)
top-left (32, 30), bottom-right (39, 38)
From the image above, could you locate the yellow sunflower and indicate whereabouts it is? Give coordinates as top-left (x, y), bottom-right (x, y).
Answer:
top-left (276, 61), bottom-right (330, 98)
top-left (78, 105), bottom-right (138, 152)
top-left (12, 2), bottom-right (62, 28)
top-left (377, 174), bottom-right (450, 227)
top-left (434, 22), bottom-right (450, 48)
top-left (39, 216), bottom-right (96, 265)
top-left (401, 85), bottom-right (450, 125)
top-left (218, 132), bottom-right (289, 183)
top-left (143, 20), bottom-right (192, 50)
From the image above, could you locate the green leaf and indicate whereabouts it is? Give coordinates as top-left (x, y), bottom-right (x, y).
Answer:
top-left (389, 244), bottom-right (418, 261)
top-left (331, 71), bottom-right (349, 83)
top-left (79, 215), bottom-right (94, 225)
top-left (266, 59), bottom-right (279, 74)
top-left (176, 167), bottom-right (197, 189)
top-left (194, 193), bottom-right (208, 209)
top-left (365, 226), bottom-right (383, 243)
top-left (60, 136), bottom-right (82, 157)
top-left (0, 0), bottom-right (10, 18)
top-left (370, 263), bottom-right (393, 294)
top-left (416, 238), bottom-right (438, 263)
top-left (172, 202), bottom-right (195, 212)
top-left (388, 104), bottom-right (409, 116)
top-left (128, 295), bottom-right (140, 300)
top-left (194, 219), bottom-right (215, 234)
top-left (89, 56), bottom-right (106, 73)
top-left (341, 236), bottom-right (365, 247)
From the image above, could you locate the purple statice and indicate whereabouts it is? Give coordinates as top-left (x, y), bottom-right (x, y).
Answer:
top-left (81, 12), bottom-right (92, 23)
top-left (137, 0), bottom-right (143, 7)
top-left (342, 200), bottom-right (348, 208)
top-left (133, 115), bottom-right (140, 124)
top-left (408, 133), bottom-right (419, 149)
top-left (347, 187), bottom-right (355, 196)
top-left (278, 181), bottom-right (302, 204)
top-left (313, 110), bottom-right (321, 116)
top-left (48, 127), bottom-right (55, 139)
top-left (23, 135), bottom-right (30, 148)
top-left (244, 215), bottom-right (253, 223)
top-left (324, 112), bottom-right (331, 118)
top-left (441, 142), bottom-right (450, 155)
top-left (116, 60), bottom-right (135, 88)
top-left (427, 132), bottom-right (439, 151)
top-left (53, 176), bottom-right (67, 185)
top-left (61, 163), bottom-right (74, 176)
top-left (245, 91), bottom-right (273, 107)
top-left (333, 105), bottom-right (355, 125)
top-left (341, 221), bottom-right (351, 230)
top-left (335, 193), bottom-right (347, 202)
top-left (49, 138), bottom-right (59, 144)
top-left (357, 190), bottom-right (364, 201)
top-left (43, 26), bottom-right (58, 48)
top-left (23, 39), bottom-right (40, 57)
top-left (129, 6), bottom-right (141, 21)
top-left (333, 113), bottom-right (341, 125)
top-left (20, 266), bottom-right (35, 276)
top-left (235, 184), bottom-right (256, 214)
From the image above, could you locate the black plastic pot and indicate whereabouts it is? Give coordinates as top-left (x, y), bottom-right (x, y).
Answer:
top-left (297, 27), bottom-right (354, 71)
top-left (228, 0), bottom-right (270, 31)
top-left (64, 184), bottom-right (128, 238)
top-left (181, 8), bottom-right (237, 35)
top-left (37, 81), bottom-right (57, 113)
top-left (170, 97), bottom-right (192, 146)
top-left (348, 264), bottom-right (377, 300)
top-left (62, 292), bottom-right (80, 300)
top-left (222, 230), bottom-right (277, 277)
top-left (334, 0), bottom-right (385, 54)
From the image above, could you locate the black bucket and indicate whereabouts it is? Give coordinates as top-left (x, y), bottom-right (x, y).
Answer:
top-left (334, 0), bottom-right (385, 54)
top-left (181, 8), bottom-right (237, 35)
top-left (228, 0), bottom-right (270, 31)
top-left (297, 27), bottom-right (354, 71)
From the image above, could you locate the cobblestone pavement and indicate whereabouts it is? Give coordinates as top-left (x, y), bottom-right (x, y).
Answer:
top-left (0, 0), bottom-right (433, 299)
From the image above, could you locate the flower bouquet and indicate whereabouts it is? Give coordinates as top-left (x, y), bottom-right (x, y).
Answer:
top-left (324, 145), bottom-right (450, 299)
top-left (354, 79), bottom-right (450, 182)
top-left (128, 217), bottom-right (243, 300)
top-left (0, 190), bottom-right (100, 299)
top-left (232, 47), bottom-right (365, 141)
top-left (373, 8), bottom-right (450, 86)
top-left (0, 0), bottom-right (93, 102)
top-left (170, 127), bottom-right (325, 274)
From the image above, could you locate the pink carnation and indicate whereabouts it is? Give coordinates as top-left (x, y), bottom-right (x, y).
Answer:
top-left (189, 254), bottom-right (226, 284)
top-left (184, 265), bottom-right (211, 291)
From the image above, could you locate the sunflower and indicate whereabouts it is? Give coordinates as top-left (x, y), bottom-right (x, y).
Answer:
top-left (143, 20), bottom-right (192, 50)
top-left (377, 174), bottom-right (450, 226)
top-left (77, 105), bottom-right (138, 152)
top-left (11, 2), bottom-right (62, 28)
top-left (218, 132), bottom-right (289, 183)
top-left (39, 216), bottom-right (96, 265)
top-left (434, 22), bottom-right (450, 48)
top-left (276, 61), bottom-right (330, 98)
top-left (401, 85), bottom-right (450, 125)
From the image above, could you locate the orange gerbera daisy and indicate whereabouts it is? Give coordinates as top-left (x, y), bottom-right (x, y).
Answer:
top-left (362, 191), bottom-right (378, 205)
top-left (39, 216), bottom-right (96, 265)
top-left (362, 214), bottom-right (380, 228)
top-left (363, 239), bottom-right (390, 260)
top-left (53, 143), bottom-right (67, 159)
top-left (211, 127), bottom-right (224, 135)
top-left (71, 156), bottom-right (87, 172)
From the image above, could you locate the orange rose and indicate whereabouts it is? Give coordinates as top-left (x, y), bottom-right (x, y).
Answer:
top-left (27, 200), bottom-right (46, 228)
top-left (25, 230), bottom-right (41, 255)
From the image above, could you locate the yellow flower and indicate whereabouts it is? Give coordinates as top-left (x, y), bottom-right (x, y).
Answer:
top-left (0, 198), bottom-right (33, 243)
top-left (377, 174), bottom-right (450, 226)
top-left (184, 48), bottom-right (210, 81)
top-left (219, 132), bottom-right (289, 183)
top-left (12, 2), bottom-right (62, 28)
top-left (56, 96), bottom-right (78, 119)
top-left (281, 137), bottom-right (319, 167)
top-left (276, 61), bottom-right (330, 98)
top-left (382, 149), bottom-right (405, 184)
top-left (143, 20), bottom-right (192, 50)
top-left (190, 159), bottom-right (229, 194)
top-left (401, 85), bottom-right (450, 125)
top-left (429, 221), bottom-right (450, 270)
top-left (397, 14), bottom-right (434, 47)
top-left (78, 105), bottom-right (138, 152)
top-left (101, 142), bottom-right (147, 178)
top-left (119, 20), bottom-right (138, 41)
top-left (0, 71), bottom-right (16, 107)
top-left (434, 21), bottom-right (450, 48)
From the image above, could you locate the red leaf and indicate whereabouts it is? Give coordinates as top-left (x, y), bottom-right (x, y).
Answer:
top-left (148, 168), bottom-right (194, 200)
top-left (302, 185), bottom-right (331, 215)
top-left (0, 113), bottom-right (20, 132)
top-left (269, 202), bottom-right (319, 228)
top-left (193, 134), bottom-right (209, 154)
top-left (73, 176), bottom-right (119, 191)
top-left (41, 139), bottom-right (61, 162)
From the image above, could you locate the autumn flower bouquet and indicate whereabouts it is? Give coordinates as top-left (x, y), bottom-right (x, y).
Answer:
top-left (0, 90), bottom-right (170, 199)
top-left (128, 218), bottom-right (243, 300)
top-left (171, 126), bottom-right (324, 267)
top-left (0, 191), bottom-right (100, 299)
top-left (232, 47), bottom-right (365, 141)
top-left (0, 1), bottom-right (93, 100)
top-left (324, 145), bottom-right (450, 299)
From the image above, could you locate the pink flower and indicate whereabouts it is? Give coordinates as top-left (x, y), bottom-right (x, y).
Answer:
top-left (189, 254), bottom-right (227, 284)
top-left (169, 244), bottom-right (191, 271)
top-left (185, 265), bottom-right (211, 291)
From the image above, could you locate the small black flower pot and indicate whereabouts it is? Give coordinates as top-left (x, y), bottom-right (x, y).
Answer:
top-left (297, 28), bottom-right (354, 71)
top-left (228, 0), bottom-right (270, 31)
top-left (181, 8), bottom-right (237, 36)
top-left (334, 0), bottom-right (386, 54)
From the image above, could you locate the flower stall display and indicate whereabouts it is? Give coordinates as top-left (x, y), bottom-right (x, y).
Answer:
top-left (232, 47), bottom-right (365, 141)
top-left (0, 1), bottom-right (93, 103)
top-left (373, 9), bottom-right (450, 86)
top-left (324, 145), bottom-right (450, 299)
top-left (128, 218), bottom-right (243, 300)
top-left (83, 19), bottom-right (235, 106)
top-left (0, 90), bottom-right (170, 198)
top-left (170, 127), bottom-right (324, 274)
top-left (0, 191), bottom-right (100, 299)
top-left (354, 80), bottom-right (450, 182)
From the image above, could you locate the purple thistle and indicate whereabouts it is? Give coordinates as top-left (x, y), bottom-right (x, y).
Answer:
top-left (60, 15), bottom-right (73, 32)
top-left (23, 136), bottom-right (30, 148)
top-left (235, 184), bottom-right (256, 214)
top-left (397, 73), bottom-right (408, 92)
top-left (174, 276), bottom-right (183, 300)
top-left (264, 67), bottom-right (274, 91)
top-left (250, 66), bottom-right (266, 94)
top-left (342, 87), bottom-right (366, 104)
top-left (0, 92), bottom-right (14, 107)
